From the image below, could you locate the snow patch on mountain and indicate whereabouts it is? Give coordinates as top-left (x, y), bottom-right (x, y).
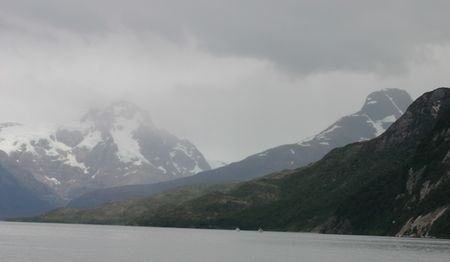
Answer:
top-left (77, 130), bottom-right (102, 150)
top-left (207, 159), bottom-right (228, 169)
top-left (364, 114), bottom-right (397, 136)
top-left (64, 154), bottom-right (88, 174)
top-left (384, 92), bottom-right (404, 115)
top-left (45, 176), bottom-right (61, 185)
top-left (0, 123), bottom-right (46, 154)
top-left (110, 115), bottom-right (149, 165)
top-left (364, 114), bottom-right (385, 136)
top-left (192, 163), bottom-right (204, 174)
top-left (172, 142), bottom-right (198, 160)
top-left (315, 124), bottom-right (342, 141)
top-left (257, 151), bottom-right (269, 157)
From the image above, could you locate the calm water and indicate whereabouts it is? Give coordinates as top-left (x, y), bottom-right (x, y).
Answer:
top-left (0, 222), bottom-right (449, 262)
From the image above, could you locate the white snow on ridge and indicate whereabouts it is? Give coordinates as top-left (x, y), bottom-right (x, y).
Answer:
top-left (257, 151), bottom-right (268, 157)
top-left (297, 135), bottom-right (313, 146)
top-left (384, 93), bottom-right (404, 115)
top-left (0, 124), bottom-right (51, 155)
top-left (110, 115), bottom-right (149, 165)
top-left (208, 159), bottom-right (227, 169)
top-left (44, 139), bottom-right (72, 157)
top-left (0, 123), bottom-right (93, 174)
top-left (364, 114), bottom-right (398, 136)
top-left (77, 130), bottom-right (102, 150)
top-left (172, 142), bottom-right (198, 159)
top-left (316, 124), bottom-right (342, 140)
top-left (192, 163), bottom-right (203, 174)
top-left (364, 114), bottom-right (385, 136)
top-left (170, 143), bottom-right (208, 174)
top-left (44, 176), bottom-right (61, 185)
top-left (298, 142), bottom-right (312, 147)
top-left (64, 154), bottom-right (88, 174)
top-left (382, 115), bottom-right (396, 123)
top-left (157, 166), bottom-right (167, 174)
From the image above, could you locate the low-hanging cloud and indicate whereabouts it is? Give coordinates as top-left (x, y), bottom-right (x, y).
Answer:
top-left (2, 0), bottom-right (450, 75)
top-left (1, 0), bottom-right (450, 162)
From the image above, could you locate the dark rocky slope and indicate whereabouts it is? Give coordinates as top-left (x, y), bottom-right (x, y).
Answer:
top-left (0, 158), bottom-right (62, 218)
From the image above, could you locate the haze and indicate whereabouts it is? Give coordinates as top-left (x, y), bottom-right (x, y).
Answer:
top-left (1, 0), bottom-right (450, 162)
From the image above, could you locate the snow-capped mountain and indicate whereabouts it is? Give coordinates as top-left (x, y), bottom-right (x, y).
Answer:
top-left (293, 88), bottom-right (412, 154)
top-left (67, 88), bottom-right (414, 208)
top-left (0, 101), bottom-right (211, 200)
top-left (203, 89), bottom-right (413, 177)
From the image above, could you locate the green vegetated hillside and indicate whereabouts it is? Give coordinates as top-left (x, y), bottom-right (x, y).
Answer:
top-left (24, 184), bottom-right (234, 225)
top-left (29, 88), bottom-right (450, 238)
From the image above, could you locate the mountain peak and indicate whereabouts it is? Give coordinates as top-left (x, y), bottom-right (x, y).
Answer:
top-left (0, 100), bottom-right (211, 202)
top-left (377, 87), bottom-right (450, 148)
top-left (298, 88), bottom-right (413, 146)
top-left (361, 88), bottom-right (413, 120)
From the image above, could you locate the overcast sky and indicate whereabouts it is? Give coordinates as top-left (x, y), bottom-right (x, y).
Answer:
top-left (1, 0), bottom-right (450, 162)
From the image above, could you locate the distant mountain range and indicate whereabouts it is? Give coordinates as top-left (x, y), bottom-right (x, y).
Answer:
top-left (68, 88), bottom-right (412, 208)
top-left (0, 101), bottom-right (210, 217)
top-left (33, 87), bottom-right (450, 239)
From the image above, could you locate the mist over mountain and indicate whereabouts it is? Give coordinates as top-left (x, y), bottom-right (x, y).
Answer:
top-left (35, 87), bottom-right (450, 238)
top-left (68, 88), bottom-right (412, 208)
top-left (0, 101), bottom-right (210, 206)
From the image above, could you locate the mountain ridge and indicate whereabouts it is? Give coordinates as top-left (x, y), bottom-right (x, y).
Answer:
top-left (0, 101), bottom-right (210, 205)
top-left (68, 88), bottom-right (413, 208)
top-left (32, 87), bottom-right (450, 239)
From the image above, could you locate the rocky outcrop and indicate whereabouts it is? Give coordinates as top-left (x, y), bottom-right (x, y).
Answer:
top-left (397, 207), bottom-right (448, 237)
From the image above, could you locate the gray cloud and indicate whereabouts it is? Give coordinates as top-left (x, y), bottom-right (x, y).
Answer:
top-left (2, 0), bottom-right (450, 75)
top-left (0, 1), bottom-right (450, 161)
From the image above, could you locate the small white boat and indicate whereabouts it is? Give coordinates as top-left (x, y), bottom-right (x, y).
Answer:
top-left (258, 228), bottom-right (263, 233)
top-left (235, 227), bottom-right (240, 231)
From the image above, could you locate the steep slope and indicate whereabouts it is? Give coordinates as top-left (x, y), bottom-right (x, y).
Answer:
top-left (37, 87), bottom-right (450, 238)
top-left (0, 156), bottom-right (62, 218)
top-left (69, 88), bottom-right (412, 208)
top-left (0, 101), bottom-right (210, 201)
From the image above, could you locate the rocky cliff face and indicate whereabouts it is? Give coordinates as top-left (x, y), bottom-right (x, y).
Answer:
top-left (317, 88), bottom-right (450, 237)
top-left (0, 101), bottom-right (210, 201)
